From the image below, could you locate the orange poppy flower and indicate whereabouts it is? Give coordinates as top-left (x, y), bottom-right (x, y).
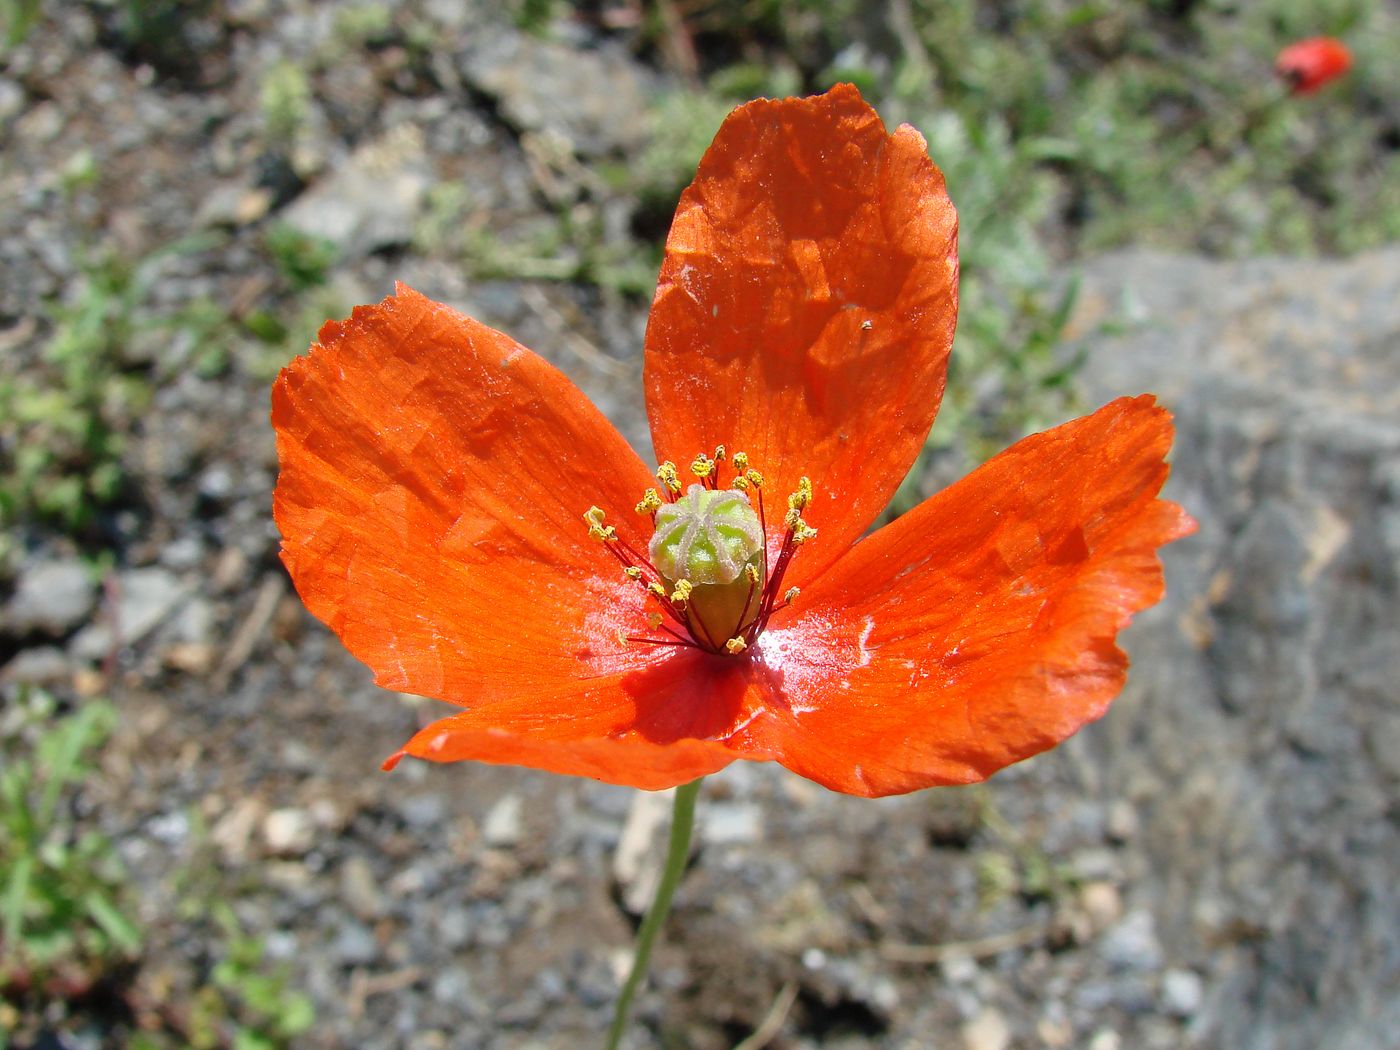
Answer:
top-left (1275, 37), bottom-right (1352, 95)
top-left (273, 84), bottom-right (1194, 798)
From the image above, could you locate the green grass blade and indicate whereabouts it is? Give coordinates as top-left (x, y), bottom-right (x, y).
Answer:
top-left (83, 889), bottom-right (142, 955)
top-left (2, 852), bottom-right (33, 959)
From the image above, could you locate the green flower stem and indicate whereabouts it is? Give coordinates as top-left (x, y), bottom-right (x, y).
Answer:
top-left (604, 777), bottom-right (703, 1050)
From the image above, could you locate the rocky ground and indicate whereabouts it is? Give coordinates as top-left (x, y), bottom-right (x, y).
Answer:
top-left (2, 3), bottom-right (1396, 1050)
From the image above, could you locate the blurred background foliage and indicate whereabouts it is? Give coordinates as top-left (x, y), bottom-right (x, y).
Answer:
top-left (1, 689), bottom-right (316, 1049)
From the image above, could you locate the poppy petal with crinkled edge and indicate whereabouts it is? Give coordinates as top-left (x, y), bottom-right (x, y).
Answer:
top-left (720, 396), bottom-right (1195, 797)
top-left (644, 84), bottom-right (958, 588)
top-left (381, 643), bottom-right (776, 790)
top-left (273, 285), bottom-right (670, 712)
top-left (384, 719), bottom-right (737, 791)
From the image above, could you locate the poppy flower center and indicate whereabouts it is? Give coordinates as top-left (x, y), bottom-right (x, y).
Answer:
top-left (584, 448), bottom-right (816, 655)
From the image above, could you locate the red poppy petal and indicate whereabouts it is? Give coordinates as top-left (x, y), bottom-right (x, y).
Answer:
top-left (381, 646), bottom-right (777, 789)
top-left (644, 83), bottom-right (958, 585)
top-left (734, 396), bottom-right (1194, 797)
top-left (384, 716), bottom-right (739, 791)
top-left (1275, 37), bottom-right (1352, 95)
top-left (273, 285), bottom-right (664, 713)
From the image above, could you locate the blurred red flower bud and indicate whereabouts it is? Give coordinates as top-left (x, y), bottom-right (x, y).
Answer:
top-left (1275, 37), bottom-right (1352, 95)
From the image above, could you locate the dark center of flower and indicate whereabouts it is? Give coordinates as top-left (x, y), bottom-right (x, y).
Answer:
top-left (584, 447), bottom-right (816, 655)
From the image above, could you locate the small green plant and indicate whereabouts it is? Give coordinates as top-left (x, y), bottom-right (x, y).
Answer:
top-left (183, 904), bottom-right (315, 1050)
top-left (263, 223), bottom-right (337, 293)
top-left (0, 693), bottom-right (317, 1048)
top-left (96, 0), bottom-right (216, 82)
top-left (259, 60), bottom-right (311, 146)
top-left (976, 796), bottom-right (1077, 908)
top-left (1, 0), bottom-right (41, 49)
top-left (510, 0), bottom-right (559, 34)
top-left (0, 253), bottom-right (147, 531)
top-left (238, 224), bottom-right (346, 379)
top-left (333, 2), bottom-right (393, 47)
top-left (0, 234), bottom-right (227, 533)
top-left (241, 286), bottom-right (349, 381)
top-left (624, 90), bottom-right (733, 220)
top-left (916, 107), bottom-right (1078, 446)
top-left (0, 693), bottom-right (141, 1000)
top-left (462, 221), bottom-right (581, 282)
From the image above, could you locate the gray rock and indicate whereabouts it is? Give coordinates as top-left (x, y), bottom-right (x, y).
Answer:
top-left (1104, 800), bottom-right (1139, 843)
top-left (700, 801), bottom-right (762, 845)
top-left (1079, 881), bottom-right (1123, 932)
top-left (396, 792), bottom-right (446, 829)
top-left (193, 182), bottom-right (272, 229)
top-left (961, 1008), bottom-right (1011, 1050)
top-left (197, 463), bottom-right (236, 502)
top-left (1069, 847), bottom-right (1119, 882)
top-left (612, 788), bottom-right (673, 917)
top-left (174, 596), bottom-right (214, 646)
top-left (146, 810), bottom-right (190, 845)
top-left (69, 567), bottom-right (189, 660)
top-left (1065, 248), bottom-right (1400, 1050)
top-left (456, 31), bottom-right (654, 157)
top-left (3, 558), bottom-right (95, 637)
top-left (263, 807), bottom-right (316, 856)
top-left (1160, 968), bottom-right (1203, 1018)
top-left (482, 793), bottom-right (523, 848)
top-left (431, 967), bottom-right (474, 1007)
top-left (332, 920), bottom-right (379, 966)
top-left (280, 124), bottom-right (429, 259)
top-left (940, 952), bottom-right (980, 986)
top-left (0, 645), bottom-right (71, 687)
top-left (339, 855), bottom-right (384, 921)
top-left (437, 906), bottom-right (472, 951)
top-left (0, 77), bottom-right (24, 124)
top-left (1100, 910), bottom-right (1163, 973)
top-left (159, 536), bottom-right (203, 571)
top-left (422, 0), bottom-right (483, 32)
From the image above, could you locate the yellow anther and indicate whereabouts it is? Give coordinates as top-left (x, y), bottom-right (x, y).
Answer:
top-left (733, 476), bottom-right (749, 491)
top-left (744, 469), bottom-right (763, 488)
top-left (713, 445), bottom-right (727, 463)
top-left (670, 579), bottom-right (693, 605)
top-left (584, 506), bottom-right (614, 542)
top-left (623, 566), bottom-right (643, 580)
top-left (783, 506), bottom-right (801, 530)
top-left (744, 563), bottom-right (762, 585)
top-left (690, 453), bottom-right (714, 479)
top-left (656, 461), bottom-right (681, 495)
top-left (647, 582), bottom-right (667, 600)
top-left (787, 476), bottom-right (813, 512)
top-left (646, 612), bottom-right (663, 629)
top-left (732, 452), bottom-right (749, 473)
top-left (783, 586), bottom-right (800, 603)
top-left (635, 488), bottom-right (662, 515)
top-left (725, 637), bottom-right (747, 654)
top-left (792, 520), bottom-right (817, 544)
top-left (615, 628), bottom-right (629, 647)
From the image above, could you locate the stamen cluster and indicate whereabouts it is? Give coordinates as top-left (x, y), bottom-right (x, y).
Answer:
top-left (584, 447), bottom-right (817, 655)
